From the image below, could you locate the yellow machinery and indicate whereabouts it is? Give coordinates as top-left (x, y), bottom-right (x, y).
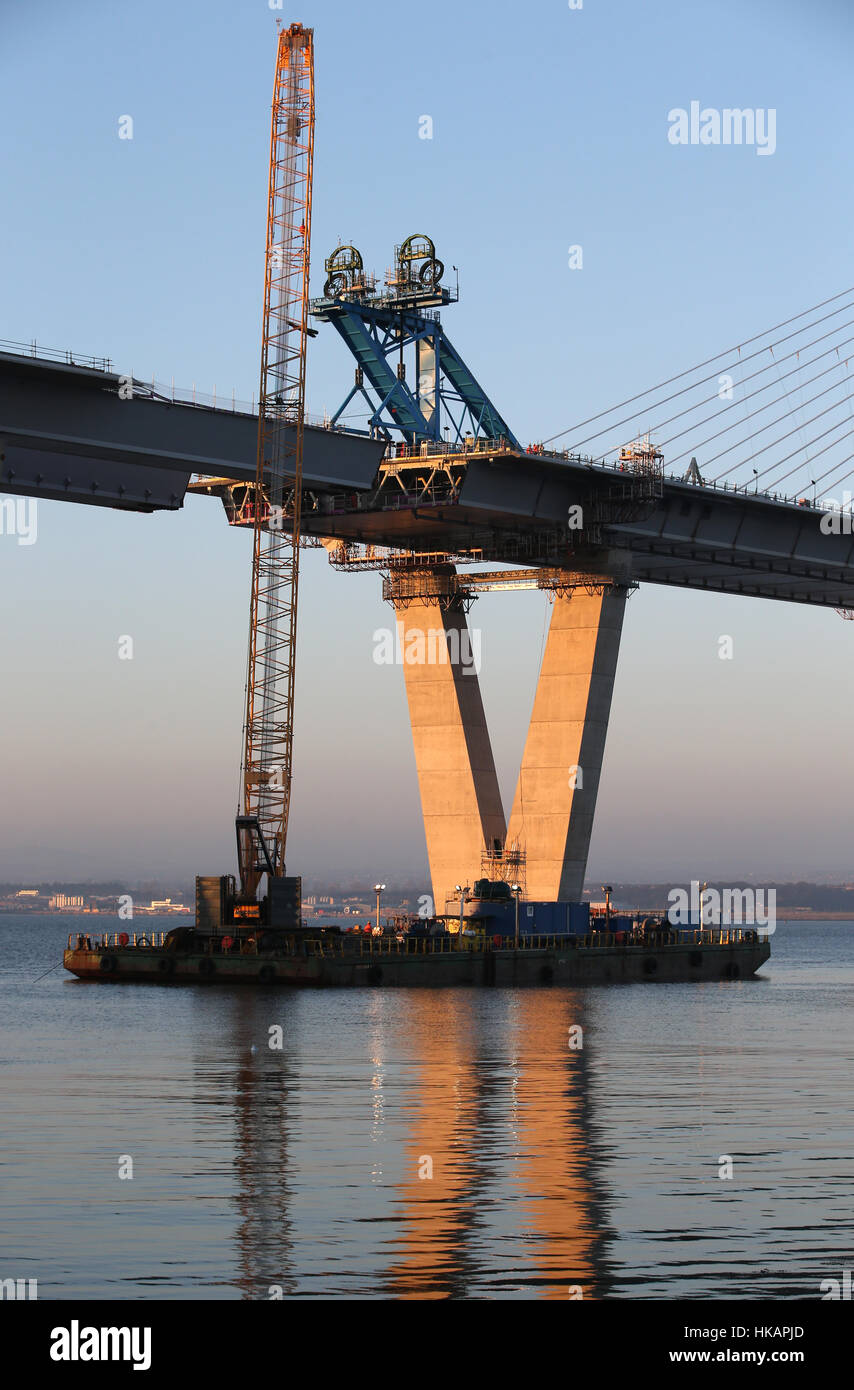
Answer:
top-left (323, 244), bottom-right (375, 299)
top-left (386, 233), bottom-right (444, 293)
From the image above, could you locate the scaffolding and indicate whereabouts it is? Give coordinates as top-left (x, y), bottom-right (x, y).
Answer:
top-left (480, 840), bottom-right (527, 892)
top-left (382, 566), bottom-right (634, 608)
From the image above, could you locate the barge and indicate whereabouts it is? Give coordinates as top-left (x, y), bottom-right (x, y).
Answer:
top-left (63, 923), bottom-right (770, 988)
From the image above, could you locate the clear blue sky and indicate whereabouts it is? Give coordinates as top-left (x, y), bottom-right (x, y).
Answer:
top-left (1, 0), bottom-right (853, 885)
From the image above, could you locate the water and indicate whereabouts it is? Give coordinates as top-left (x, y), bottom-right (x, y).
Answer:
top-left (2, 914), bottom-right (853, 1300)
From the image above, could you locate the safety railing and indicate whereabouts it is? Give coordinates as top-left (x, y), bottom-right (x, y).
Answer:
top-left (66, 926), bottom-right (762, 956)
top-left (299, 927), bottom-right (762, 956)
top-left (305, 934), bottom-right (478, 958)
top-left (66, 932), bottom-right (167, 949)
top-left (571, 927), bottom-right (761, 947)
top-left (126, 378), bottom-right (348, 429)
top-left (383, 437), bottom-right (512, 462)
top-left (0, 337), bottom-right (114, 373)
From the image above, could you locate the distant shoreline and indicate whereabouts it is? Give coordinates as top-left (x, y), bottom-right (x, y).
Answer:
top-left (0, 910), bottom-right (190, 918)
top-left (773, 912), bottom-right (854, 922)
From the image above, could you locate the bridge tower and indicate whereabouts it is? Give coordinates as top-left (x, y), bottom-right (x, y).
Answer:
top-left (385, 565), bottom-right (507, 915)
top-left (310, 240), bottom-right (522, 908)
top-left (312, 244), bottom-right (657, 912)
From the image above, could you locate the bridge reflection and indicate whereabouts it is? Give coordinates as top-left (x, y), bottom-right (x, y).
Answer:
top-left (380, 991), bottom-right (611, 1299)
top-left (217, 989), bottom-right (612, 1300)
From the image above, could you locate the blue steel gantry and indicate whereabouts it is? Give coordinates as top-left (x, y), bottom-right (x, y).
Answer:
top-left (310, 234), bottom-right (521, 450)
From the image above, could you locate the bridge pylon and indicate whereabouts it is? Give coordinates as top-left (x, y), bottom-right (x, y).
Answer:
top-left (388, 565), bottom-right (507, 914)
top-left (384, 557), bottom-right (630, 910)
top-left (506, 582), bottom-right (628, 903)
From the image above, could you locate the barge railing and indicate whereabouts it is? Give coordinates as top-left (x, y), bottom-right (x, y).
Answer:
top-left (67, 927), bottom-right (762, 955)
top-left (67, 931), bottom-right (168, 949)
top-left (307, 928), bottom-right (762, 954)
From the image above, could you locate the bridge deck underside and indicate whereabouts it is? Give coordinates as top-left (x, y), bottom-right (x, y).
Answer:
top-left (302, 453), bottom-right (854, 607)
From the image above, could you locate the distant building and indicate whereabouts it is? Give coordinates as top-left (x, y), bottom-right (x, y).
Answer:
top-left (15, 889), bottom-right (39, 897)
top-left (49, 894), bottom-right (83, 909)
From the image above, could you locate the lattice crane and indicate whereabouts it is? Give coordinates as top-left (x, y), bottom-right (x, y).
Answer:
top-left (235, 22), bottom-right (314, 910)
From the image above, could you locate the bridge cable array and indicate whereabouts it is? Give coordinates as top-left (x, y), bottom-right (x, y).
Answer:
top-left (544, 286), bottom-right (854, 504)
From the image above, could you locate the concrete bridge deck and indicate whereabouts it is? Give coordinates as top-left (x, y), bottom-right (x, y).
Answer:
top-left (0, 348), bottom-right (383, 513)
top-left (2, 346), bottom-right (851, 605)
top-left (300, 447), bottom-right (854, 607)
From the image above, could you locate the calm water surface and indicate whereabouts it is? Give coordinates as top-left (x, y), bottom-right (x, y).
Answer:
top-left (1, 915), bottom-right (852, 1300)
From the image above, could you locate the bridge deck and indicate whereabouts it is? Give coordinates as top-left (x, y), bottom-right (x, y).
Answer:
top-left (2, 348), bottom-right (852, 606)
top-left (0, 349), bottom-right (383, 512)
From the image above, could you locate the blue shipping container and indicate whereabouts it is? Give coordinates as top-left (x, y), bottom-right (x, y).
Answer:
top-left (470, 900), bottom-right (590, 937)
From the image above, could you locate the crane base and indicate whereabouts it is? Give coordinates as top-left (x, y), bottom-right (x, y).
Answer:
top-left (195, 874), bottom-right (302, 931)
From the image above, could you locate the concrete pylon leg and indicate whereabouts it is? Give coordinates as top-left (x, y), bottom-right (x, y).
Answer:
top-left (394, 592), bottom-right (506, 913)
top-left (506, 586), bottom-right (627, 903)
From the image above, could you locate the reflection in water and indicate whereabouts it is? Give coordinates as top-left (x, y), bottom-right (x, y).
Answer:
top-left (4, 919), bottom-right (853, 1298)
top-left (510, 993), bottom-right (612, 1300)
top-left (383, 993), bottom-right (483, 1300)
top-left (223, 993), bottom-right (297, 1298)
top-left (383, 992), bottom-right (612, 1299)
top-left (221, 989), bottom-right (613, 1299)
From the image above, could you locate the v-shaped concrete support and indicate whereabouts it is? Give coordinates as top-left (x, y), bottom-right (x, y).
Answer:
top-left (395, 575), bottom-right (626, 910)
top-left (506, 587), bottom-right (627, 902)
top-left (394, 583), bottom-right (506, 913)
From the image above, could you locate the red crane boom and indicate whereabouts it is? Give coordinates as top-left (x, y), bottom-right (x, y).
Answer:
top-left (236, 22), bottom-right (314, 906)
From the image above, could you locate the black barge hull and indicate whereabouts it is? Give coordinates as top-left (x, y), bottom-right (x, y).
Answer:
top-left (63, 935), bottom-right (771, 987)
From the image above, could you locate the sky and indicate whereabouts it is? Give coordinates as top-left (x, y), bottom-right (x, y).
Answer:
top-left (1, 0), bottom-right (853, 886)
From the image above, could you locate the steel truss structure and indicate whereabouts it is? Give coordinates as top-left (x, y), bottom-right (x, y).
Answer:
top-left (238, 23), bottom-right (314, 900)
top-left (310, 239), bottom-right (520, 449)
top-left (382, 567), bottom-right (635, 610)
